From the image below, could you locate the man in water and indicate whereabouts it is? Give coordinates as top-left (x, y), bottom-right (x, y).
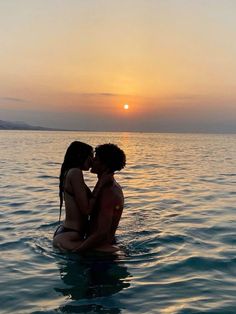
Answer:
top-left (74, 143), bottom-right (126, 253)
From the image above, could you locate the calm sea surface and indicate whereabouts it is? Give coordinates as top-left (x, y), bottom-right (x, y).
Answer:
top-left (0, 131), bottom-right (236, 314)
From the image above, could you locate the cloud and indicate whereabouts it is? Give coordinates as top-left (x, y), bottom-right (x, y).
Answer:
top-left (157, 93), bottom-right (205, 102)
top-left (0, 97), bottom-right (28, 103)
top-left (79, 92), bottom-right (129, 97)
top-left (97, 93), bottom-right (120, 97)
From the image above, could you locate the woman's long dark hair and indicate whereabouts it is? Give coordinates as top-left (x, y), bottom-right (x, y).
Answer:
top-left (58, 141), bottom-right (93, 223)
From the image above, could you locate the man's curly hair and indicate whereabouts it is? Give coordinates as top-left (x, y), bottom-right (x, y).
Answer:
top-left (95, 143), bottom-right (126, 172)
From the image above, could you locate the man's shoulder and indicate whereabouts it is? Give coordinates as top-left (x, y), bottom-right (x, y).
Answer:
top-left (102, 180), bottom-right (122, 192)
top-left (100, 181), bottom-right (123, 202)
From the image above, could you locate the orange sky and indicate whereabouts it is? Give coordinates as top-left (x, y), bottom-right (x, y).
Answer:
top-left (0, 1), bottom-right (236, 132)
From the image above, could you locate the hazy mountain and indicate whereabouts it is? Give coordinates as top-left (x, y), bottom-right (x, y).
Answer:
top-left (0, 120), bottom-right (58, 130)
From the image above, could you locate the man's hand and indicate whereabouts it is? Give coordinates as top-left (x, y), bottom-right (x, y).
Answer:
top-left (72, 244), bottom-right (82, 253)
top-left (71, 240), bottom-right (83, 252)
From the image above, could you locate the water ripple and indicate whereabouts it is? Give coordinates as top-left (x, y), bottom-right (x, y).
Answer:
top-left (0, 131), bottom-right (236, 314)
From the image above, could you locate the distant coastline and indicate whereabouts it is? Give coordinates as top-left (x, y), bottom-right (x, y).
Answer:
top-left (0, 120), bottom-right (235, 134)
top-left (0, 120), bottom-right (65, 131)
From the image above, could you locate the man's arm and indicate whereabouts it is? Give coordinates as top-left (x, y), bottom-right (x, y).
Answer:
top-left (74, 189), bottom-right (114, 252)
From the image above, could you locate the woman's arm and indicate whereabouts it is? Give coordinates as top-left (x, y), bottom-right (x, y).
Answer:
top-left (68, 169), bottom-right (111, 215)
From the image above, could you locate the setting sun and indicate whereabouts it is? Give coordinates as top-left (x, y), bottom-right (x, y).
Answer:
top-left (124, 104), bottom-right (129, 110)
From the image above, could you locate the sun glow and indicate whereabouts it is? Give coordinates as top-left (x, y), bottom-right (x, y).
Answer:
top-left (124, 104), bottom-right (129, 110)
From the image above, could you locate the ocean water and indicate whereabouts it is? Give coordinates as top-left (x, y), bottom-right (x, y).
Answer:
top-left (0, 131), bottom-right (236, 314)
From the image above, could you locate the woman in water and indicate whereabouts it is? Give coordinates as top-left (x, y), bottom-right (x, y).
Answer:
top-left (53, 141), bottom-right (106, 251)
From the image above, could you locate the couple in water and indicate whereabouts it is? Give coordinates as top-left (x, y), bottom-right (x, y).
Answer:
top-left (53, 141), bottom-right (126, 254)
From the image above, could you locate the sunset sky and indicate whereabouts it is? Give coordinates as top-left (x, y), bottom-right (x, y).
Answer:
top-left (0, 0), bottom-right (236, 132)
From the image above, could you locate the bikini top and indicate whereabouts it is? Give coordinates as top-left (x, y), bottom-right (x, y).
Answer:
top-left (63, 169), bottom-right (92, 198)
top-left (58, 169), bottom-right (93, 222)
top-left (64, 186), bottom-right (91, 198)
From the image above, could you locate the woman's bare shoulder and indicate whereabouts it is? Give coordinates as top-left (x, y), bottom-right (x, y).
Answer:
top-left (67, 168), bottom-right (83, 178)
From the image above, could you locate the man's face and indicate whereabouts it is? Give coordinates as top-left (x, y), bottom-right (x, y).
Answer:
top-left (90, 155), bottom-right (106, 174)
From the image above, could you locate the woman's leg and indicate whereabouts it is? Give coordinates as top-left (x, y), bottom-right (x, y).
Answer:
top-left (53, 232), bottom-right (83, 251)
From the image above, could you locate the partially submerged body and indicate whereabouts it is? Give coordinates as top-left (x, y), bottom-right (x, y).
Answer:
top-left (53, 168), bottom-right (92, 249)
top-left (53, 142), bottom-right (126, 254)
top-left (53, 141), bottom-right (103, 251)
top-left (76, 178), bottom-right (124, 253)
top-left (54, 177), bottom-right (124, 254)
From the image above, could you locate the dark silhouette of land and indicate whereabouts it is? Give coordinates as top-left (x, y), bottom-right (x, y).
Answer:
top-left (0, 120), bottom-right (64, 131)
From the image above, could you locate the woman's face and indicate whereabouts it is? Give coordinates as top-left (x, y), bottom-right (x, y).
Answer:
top-left (82, 153), bottom-right (93, 171)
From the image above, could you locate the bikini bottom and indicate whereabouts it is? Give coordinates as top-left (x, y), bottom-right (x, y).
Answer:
top-left (53, 224), bottom-right (83, 238)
